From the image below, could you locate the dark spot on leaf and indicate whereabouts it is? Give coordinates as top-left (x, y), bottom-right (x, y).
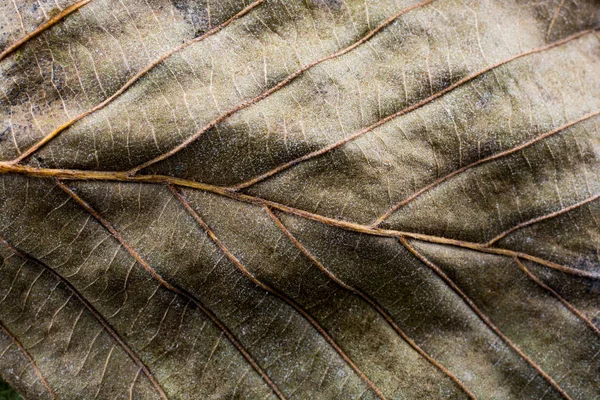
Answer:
top-left (170, 0), bottom-right (211, 36)
top-left (0, 126), bottom-right (8, 143)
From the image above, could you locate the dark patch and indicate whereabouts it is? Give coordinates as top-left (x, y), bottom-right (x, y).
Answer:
top-left (374, 95), bottom-right (410, 125)
top-left (0, 126), bottom-right (9, 143)
top-left (266, 69), bottom-right (300, 90)
top-left (285, 69), bottom-right (338, 108)
top-left (404, 65), bottom-right (472, 109)
top-left (517, 0), bottom-right (599, 42)
top-left (429, 68), bottom-right (458, 95)
top-left (50, 61), bottom-right (68, 94)
top-left (170, 0), bottom-right (211, 36)
top-left (305, 0), bottom-right (344, 12)
top-left (590, 279), bottom-right (600, 296)
top-left (240, 3), bottom-right (294, 41)
top-left (147, 116), bottom-right (325, 186)
top-left (30, 155), bottom-right (48, 168)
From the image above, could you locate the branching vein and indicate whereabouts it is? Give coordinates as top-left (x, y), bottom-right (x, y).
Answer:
top-left (399, 237), bottom-right (573, 400)
top-left (54, 180), bottom-right (286, 400)
top-left (9, 0), bottom-right (267, 165)
top-left (0, 234), bottom-right (165, 400)
top-left (513, 258), bottom-right (600, 336)
top-left (0, 0), bottom-right (92, 62)
top-left (373, 110), bottom-right (600, 226)
top-left (485, 193), bottom-right (600, 246)
top-left (231, 30), bottom-right (598, 193)
top-left (265, 207), bottom-right (476, 399)
top-left (0, 162), bottom-right (596, 280)
top-left (169, 185), bottom-right (387, 400)
top-left (0, 312), bottom-right (56, 399)
top-left (125, 0), bottom-right (438, 175)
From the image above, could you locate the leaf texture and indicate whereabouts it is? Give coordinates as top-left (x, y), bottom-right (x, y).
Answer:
top-left (0, 0), bottom-right (599, 399)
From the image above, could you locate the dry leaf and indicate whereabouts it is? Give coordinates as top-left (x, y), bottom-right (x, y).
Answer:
top-left (0, 0), bottom-right (599, 399)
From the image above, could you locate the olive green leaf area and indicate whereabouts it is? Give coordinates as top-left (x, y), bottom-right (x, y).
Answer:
top-left (0, 0), bottom-right (599, 399)
top-left (0, 375), bottom-right (22, 400)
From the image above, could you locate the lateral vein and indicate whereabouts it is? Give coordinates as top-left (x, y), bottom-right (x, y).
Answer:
top-left (55, 180), bottom-right (286, 400)
top-left (0, 311), bottom-right (56, 399)
top-left (10, 0), bottom-right (267, 165)
top-left (169, 185), bottom-right (387, 400)
top-left (231, 30), bottom-right (598, 193)
top-left (125, 0), bottom-right (438, 175)
top-left (0, 0), bottom-right (92, 62)
top-left (399, 237), bottom-right (573, 400)
top-left (373, 110), bottom-right (600, 226)
top-left (265, 207), bottom-right (476, 399)
top-left (0, 234), bottom-right (166, 400)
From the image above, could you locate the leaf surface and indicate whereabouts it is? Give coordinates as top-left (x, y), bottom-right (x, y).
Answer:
top-left (0, 0), bottom-right (599, 399)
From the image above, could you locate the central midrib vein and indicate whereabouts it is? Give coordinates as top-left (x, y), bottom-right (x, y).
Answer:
top-left (0, 162), bottom-right (596, 279)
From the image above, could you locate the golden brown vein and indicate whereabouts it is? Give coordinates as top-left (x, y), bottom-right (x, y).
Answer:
top-left (373, 110), bottom-right (600, 227)
top-left (485, 193), bottom-right (600, 246)
top-left (265, 207), bottom-right (476, 400)
top-left (54, 180), bottom-right (286, 400)
top-left (0, 162), bottom-right (597, 279)
top-left (399, 237), bottom-right (573, 400)
top-left (0, 0), bottom-right (91, 62)
top-left (10, 0), bottom-right (266, 165)
top-left (230, 29), bottom-right (597, 192)
top-left (514, 258), bottom-right (600, 336)
top-left (168, 185), bottom-right (386, 400)
top-left (0, 234), bottom-right (166, 400)
top-left (0, 313), bottom-right (56, 399)
top-left (126, 0), bottom-right (438, 175)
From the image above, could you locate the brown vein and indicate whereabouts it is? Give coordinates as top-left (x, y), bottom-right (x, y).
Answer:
top-left (399, 237), bottom-right (573, 400)
top-left (54, 180), bottom-right (286, 400)
top-left (0, 162), bottom-right (596, 279)
top-left (168, 185), bottom-right (386, 400)
top-left (394, 231), bottom-right (599, 279)
top-left (0, 234), bottom-right (166, 400)
top-left (0, 0), bottom-right (91, 62)
top-left (10, 0), bottom-right (266, 164)
top-left (0, 314), bottom-right (56, 399)
top-left (230, 29), bottom-right (597, 192)
top-left (514, 258), bottom-right (600, 336)
top-left (264, 207), bottom-right (476, 400)
top-left (546, 0), bottom-right (567, 42)
top-left (126, 0), bottom-right (438, 175)
top-left (373, 110), bottom-right (600, 227)
top-left (485, 193), bottom-right (600, 246)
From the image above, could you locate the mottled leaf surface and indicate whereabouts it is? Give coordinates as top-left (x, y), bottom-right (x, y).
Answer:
top-left (0, 0), bottom-right (599, 399)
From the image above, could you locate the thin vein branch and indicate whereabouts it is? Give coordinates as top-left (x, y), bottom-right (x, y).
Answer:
top-left (168, 185), bottom-right (387, 400)
top-left (55, 180), bottom-right (286, 400)
top-left (10, 0), bottom-right (266, 164)
top-left (0, 162), bottom-right (596, 279)
top-left (264, 206), bottom-right (476, 399)
top-left (0, 316), bottom-right (56, 399)
top-left (399, 236), bottom-right (573, 400)
top-left (485, 193), bottom-right (600, 246)
top-left (231, 29), bottom-right (597, 192)
top-left (546, 0), bottom-right (567, 42)
top-left (56, 180), bottom-right (176, 291)
top-left (126, 0), bottom-right (438, 175)
top-left (514, 258), bottom-right (600, 336)
top-left (0, 0), bottom-right (91, 62)
top-left (0, 234), bottom-right (166, 400)
top-left (373, 110), bottom-right (600, 226)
